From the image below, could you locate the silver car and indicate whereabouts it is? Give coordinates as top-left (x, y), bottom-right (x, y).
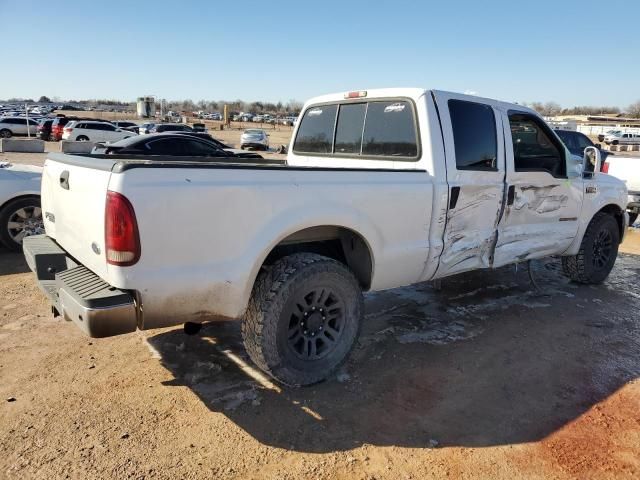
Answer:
top-left (240, 129), bottom-right (269, 151)
top-left (0, 117), bottom-right (40, 138)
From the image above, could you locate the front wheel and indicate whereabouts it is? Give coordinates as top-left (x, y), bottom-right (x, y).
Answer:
top-left (0, 129), bottom-right (12, 138)
top-left (562, 212), bottom-right (619, 284)
top-left (242, 253), bottom-right (363, 386)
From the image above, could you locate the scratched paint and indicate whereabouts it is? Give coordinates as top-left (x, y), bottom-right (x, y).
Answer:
top-left (512, 185), bottom-right (568, 214)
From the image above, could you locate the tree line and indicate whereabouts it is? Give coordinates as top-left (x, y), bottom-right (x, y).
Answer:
top-left (525, 100), bottom-right (640, 118)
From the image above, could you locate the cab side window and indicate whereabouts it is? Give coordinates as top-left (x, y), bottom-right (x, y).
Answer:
top-left (509, 113), bottom-right (566, 177)
top-left (448, 99), bottom-right (497, 170)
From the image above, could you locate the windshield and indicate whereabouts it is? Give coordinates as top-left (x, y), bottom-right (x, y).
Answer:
top-left (244, 130), bottom-right (263, 135)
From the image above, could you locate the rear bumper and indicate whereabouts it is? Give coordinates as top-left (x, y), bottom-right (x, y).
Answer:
top-left (23, 235), bottom-right (138, 338)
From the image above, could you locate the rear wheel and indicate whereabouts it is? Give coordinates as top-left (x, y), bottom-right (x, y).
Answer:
top-left (0, 197), bottom-right (43, 251)
top-left (76, 135), bottom-right (89, 141)
top-left (242, 253), bottom-right (363, 386)
top-left (0, 129), bottom-right (12, 138)
top-left (562, 212), bottom-right (619, 284)
top-left (612, 140), bottom-right (619, 145)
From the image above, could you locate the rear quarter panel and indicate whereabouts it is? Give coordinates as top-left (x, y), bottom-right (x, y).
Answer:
top-left (108, 167), bottom-right (434, 329)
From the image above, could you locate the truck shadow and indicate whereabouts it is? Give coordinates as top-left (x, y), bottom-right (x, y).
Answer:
top-left (0, 247), bottom-right (30, 275)
top-left (147, 255), bottom-right (640, 452)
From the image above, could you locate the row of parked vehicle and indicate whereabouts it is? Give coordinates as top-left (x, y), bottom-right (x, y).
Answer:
top-left (230, 113), bottom-right (298, 126)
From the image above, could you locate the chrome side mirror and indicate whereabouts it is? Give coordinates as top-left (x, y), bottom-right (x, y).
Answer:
top-left (584, 146), bottom-right (601, 175)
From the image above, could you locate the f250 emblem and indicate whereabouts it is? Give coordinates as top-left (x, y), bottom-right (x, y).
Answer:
top-left (585, 185), bottom-right (597, 194)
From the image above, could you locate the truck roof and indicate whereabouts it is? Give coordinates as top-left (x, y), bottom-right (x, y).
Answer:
top-left (302, 88), bottom-right (538, 116)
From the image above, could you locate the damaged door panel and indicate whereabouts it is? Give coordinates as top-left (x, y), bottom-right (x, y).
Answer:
top-left (431, 91), bottom-right (506, 278)
top-left (492, 111), bottom-right (583, 268)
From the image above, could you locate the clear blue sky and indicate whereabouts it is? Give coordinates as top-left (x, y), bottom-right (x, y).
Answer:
top-left (1, 0), bottom-right (639, 108)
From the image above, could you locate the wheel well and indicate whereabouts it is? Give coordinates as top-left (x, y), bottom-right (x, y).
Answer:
top-left (262, 226), bottom-right (373, 290)
top-left (598, 204), bottom-right (625, 242)
top-left (0, 194), bottom-right (40, 214)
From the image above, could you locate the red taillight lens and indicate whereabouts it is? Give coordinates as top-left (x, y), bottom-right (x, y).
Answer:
top-left (105, 191), bottom-right (140, 266)
top-left (601, 161), bottom-right (610, 173)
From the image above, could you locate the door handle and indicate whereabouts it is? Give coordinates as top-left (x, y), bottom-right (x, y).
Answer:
top-left (59, 170), bottom-right (70, 190)
top-left (449, 186), bottom-right (461, 209)
top-left (507, 185), bottom-right (515, 205)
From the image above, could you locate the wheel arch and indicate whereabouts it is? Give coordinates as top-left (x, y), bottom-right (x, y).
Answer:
top-left (250, 225), bottom-right (375, 294)
top-left (597, 203), bottom-right (625, 242)
top-left (0, 193), bottom-right (41, 214)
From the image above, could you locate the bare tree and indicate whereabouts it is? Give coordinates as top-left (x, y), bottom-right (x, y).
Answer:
top-left (628, 100), bottom-right (640, 118)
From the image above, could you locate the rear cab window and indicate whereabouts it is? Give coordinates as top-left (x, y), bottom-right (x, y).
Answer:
top-left (293, 98), bottom-right (419, 160)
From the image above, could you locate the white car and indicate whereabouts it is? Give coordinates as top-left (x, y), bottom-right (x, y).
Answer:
top-left (240, 129), bottom-right (269, 150)
top-left (603, 156), bottom-right (640, 225)
top-left (62, 121), bottom-right (137, 142)
top-left (0, 162), bottom-right (43, 250)
top-left (24, 88), bottom-right (628, 387)
top-left (138, 122), bottom-right (157, 134)
top-left (0, 117), bottom-right (41, 138)
top-left (604, 132), bottom-right (640, 145)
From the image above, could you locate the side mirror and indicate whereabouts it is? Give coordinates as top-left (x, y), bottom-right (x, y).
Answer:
top-left (584, 146), bottom-right (601, 175)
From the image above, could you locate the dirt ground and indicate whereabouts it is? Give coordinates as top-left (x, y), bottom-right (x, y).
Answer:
top-left (1, 221), bottom-right (639, 478)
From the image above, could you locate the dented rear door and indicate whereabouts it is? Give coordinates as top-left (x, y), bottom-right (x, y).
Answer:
top-left (492, 109), bottom-right (583, 267)
top-left (432, 91), bottom-right (506, 277)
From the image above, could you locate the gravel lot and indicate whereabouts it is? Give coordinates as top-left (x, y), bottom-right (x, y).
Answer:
top-left (1, 227), bottom-right (639, 478)
top-left (1, 139), bottom-right (639, 479)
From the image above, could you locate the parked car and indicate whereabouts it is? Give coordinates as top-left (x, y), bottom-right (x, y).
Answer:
top-left (50, 117), bottom-right (74, 141)
top-left (90, 133), bottom-right (232, 157)
top-left (240, 129), bottom-right (269, 150)
top-left (149, 123), bottom-right (194, 134)
top-left (37, 118), bottom-right (54, 141)
top-left (604, 132), bottom-right (640, 145)
top-left (0, 162), bottom-right (43, 250)
top-left (0, 117), bottom-right (40, 138)
top-left (23, 88), bottom-right (628, 387)
top-left (598, 130), bottom-right (621, 142)
top-left (62, 121), bottom-right (137, 142)
top-left (554, 129), bottom-right (609, 166)
top-left (112, 121), bottom-right (138, 130)
top-left (138, 122), bottom-right (156, 134)
top-left (602, 156), bottom-right (640, 225)
top-left (170, 131), bottom-right (266, 158)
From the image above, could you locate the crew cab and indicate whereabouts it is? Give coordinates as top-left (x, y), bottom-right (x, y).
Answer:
top-left (23, 88), bottom-right (628, 386)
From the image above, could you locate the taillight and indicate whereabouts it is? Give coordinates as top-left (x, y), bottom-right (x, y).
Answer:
top-left (105, 191), bottom-right (140, 266)
top-left (601, 161), bottom-right (610, 173)
top-left (64, 127), bottom-right (72, 132)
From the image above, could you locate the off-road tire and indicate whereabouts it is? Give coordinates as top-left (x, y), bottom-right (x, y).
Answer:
top-left (629, 212), bottom-right (638, 226)
top-left (562, 212), bottom-right (619, 284)
top-left (242, 253), bottom-right (363, 386)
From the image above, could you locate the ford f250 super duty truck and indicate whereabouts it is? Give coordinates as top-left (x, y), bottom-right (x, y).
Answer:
top-left (23, 89), bottom-right (629, 386)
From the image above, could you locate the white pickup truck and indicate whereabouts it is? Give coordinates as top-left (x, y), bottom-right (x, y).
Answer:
top-left (23, 88), bottom-right (628, 386)
top-left (604, 156), bottom-right (640, 225)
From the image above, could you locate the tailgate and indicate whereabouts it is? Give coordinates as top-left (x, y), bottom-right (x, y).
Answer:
top-left (41, 155), bottom-right (113, 280)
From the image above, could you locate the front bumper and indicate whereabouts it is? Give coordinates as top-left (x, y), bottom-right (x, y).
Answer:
top-left (23, 235), bottom-right (138, 338)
